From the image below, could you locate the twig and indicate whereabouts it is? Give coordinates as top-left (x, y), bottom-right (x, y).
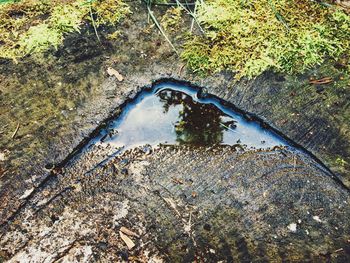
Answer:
top-left (146, 0), bottom-right (151, 23)
top-left (190, 0), bottom-right (197, 32)
top-left (11, 123), bottom-right (19, 139)
top-left (149, 2), bottom-right (196, 6)
top-left (146, 4), bottom-right (178, 55)
top-left (89, 4), bottom-right (101, 42)
top-left (309, 77), bottom-right (333, 85)
top-left (175, 0), bottom-right (205, 34)
top-left (334, 248), bottom-right (344, 254)
top-left (178, 63), bottom-right (186, 75)
top-left (220, 122), bottom-right (237, 133)
top-left (0, 169), bottom-right (8, 179)
top-left (162, 197), bottom-right (181, 217)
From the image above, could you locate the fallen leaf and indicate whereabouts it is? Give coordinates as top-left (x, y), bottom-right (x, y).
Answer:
top-left (119, 231), bottom-right (135, 250)
top-left (19, 188), bottom-right (34, 200)
top-left (309, 77), bottom-right (333, 85)
top-left (334, 248), bottom-right (344, 253)
top-left (107, 67), bottom-right (124, 82)
top-left (171, 178), bottom-right (184, 184)
top-left (120, 226), bottom-right (139, 238)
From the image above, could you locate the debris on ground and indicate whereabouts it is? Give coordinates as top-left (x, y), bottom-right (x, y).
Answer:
top-left (309, 77), bottom-right (333, 85)
top-left (107, 67), bottom-right (124, 82)
top-left (120, 226), bottom-right (139, 238)
top-left (119, 231), bottom-right (135, 250)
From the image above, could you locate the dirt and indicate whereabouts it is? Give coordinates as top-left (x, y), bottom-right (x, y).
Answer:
top-left (0, 2), bottom-right (350, 262)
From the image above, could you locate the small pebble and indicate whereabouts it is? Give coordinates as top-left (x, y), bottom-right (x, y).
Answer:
top-left (287, 223), bottom-right (297, 232)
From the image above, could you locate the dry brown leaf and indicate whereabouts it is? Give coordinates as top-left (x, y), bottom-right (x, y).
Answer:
top-left (309, 77), bottom-right (333, 85)
top-left (120, 226), bottom-right (139, 238)
top-left (119, 231), bottom-right (135, 250)
top-left (171, 177), bottom-right (184, 184)
top-left (334, 248), bottom-right (344, 253)
top-left (107, 67), bottom-right (124, 82)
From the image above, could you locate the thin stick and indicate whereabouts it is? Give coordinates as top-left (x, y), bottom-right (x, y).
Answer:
top-left (147, 0), bottom-right (150, 23)
top-left (175, 0), bottom-right (204, 34)
top-left (220, 122), bottom-right (237, 133)
top-left (11, 123), bottom-right (19, 139)
top-left (89, 4), bottom-right (101, 42)
top-left (146, 5), bottom-right (178, 55)
top-left (190, 0), bottom-right (198, 32)
top-left (150, 2), bottom-right (196, 6)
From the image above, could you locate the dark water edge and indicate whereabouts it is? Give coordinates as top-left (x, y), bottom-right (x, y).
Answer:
top-left (49, 78), bottom-right (348, 192)
top-left (82, 82), bottom-right (286, 154)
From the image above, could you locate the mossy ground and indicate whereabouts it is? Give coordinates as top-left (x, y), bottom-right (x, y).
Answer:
top-left (272, 61), bottom-right (350, 181)
top-left (0, 0), bottom-right (129, 60)
top-left (181, 0), bottom-right (350, 80)
top-left (1, 1), bottom-right (349, 80)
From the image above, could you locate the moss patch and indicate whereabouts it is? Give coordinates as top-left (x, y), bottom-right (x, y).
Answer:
top-left (2, 1), bottom-right (349, 81)
top-left (161, 6), bottom-right (182, 32)
top-left (181, 0), bottom-right (350, 80)
top-left (0, 0), bottom-right (130, 60)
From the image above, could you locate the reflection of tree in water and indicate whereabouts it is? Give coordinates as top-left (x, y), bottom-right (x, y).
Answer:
top-left (158, 89), bottom-right (225, 145)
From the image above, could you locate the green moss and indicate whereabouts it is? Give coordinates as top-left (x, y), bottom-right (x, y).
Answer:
top-left (161, 6), bottom-right (182, 32)
top-left (18, 24), bottom-right (62, 54)
top-left (50, 2), bottom-right (86, 33)
top-left (90, 0), bottom-right (130, 27)
top-left (0, 0), bottom-right (129, 60)
top-left (181, 0), bottom-right (350, 80)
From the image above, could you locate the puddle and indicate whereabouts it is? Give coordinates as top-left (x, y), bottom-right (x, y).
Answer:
top-left (46, 80), bottom-right (345, 191)
top-left (101, 83), bottom-right (287, 149)
top-left (76, 81), bottom-right (289, 166)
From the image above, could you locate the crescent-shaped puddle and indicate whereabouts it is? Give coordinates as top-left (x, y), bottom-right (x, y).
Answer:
top-left (52, 79), bottom-right (345, 185)
top-left (102, 82), bottom-right (287, 149)
top-left (68, 80), bottom-right (296, 173)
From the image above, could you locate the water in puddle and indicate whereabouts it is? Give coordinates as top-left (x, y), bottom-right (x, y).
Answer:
top-left (92, 82), bottom-right (287, 152)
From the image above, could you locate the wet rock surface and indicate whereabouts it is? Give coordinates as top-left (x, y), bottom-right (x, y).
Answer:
top-left (1, 145), bottom-right (349, 261)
